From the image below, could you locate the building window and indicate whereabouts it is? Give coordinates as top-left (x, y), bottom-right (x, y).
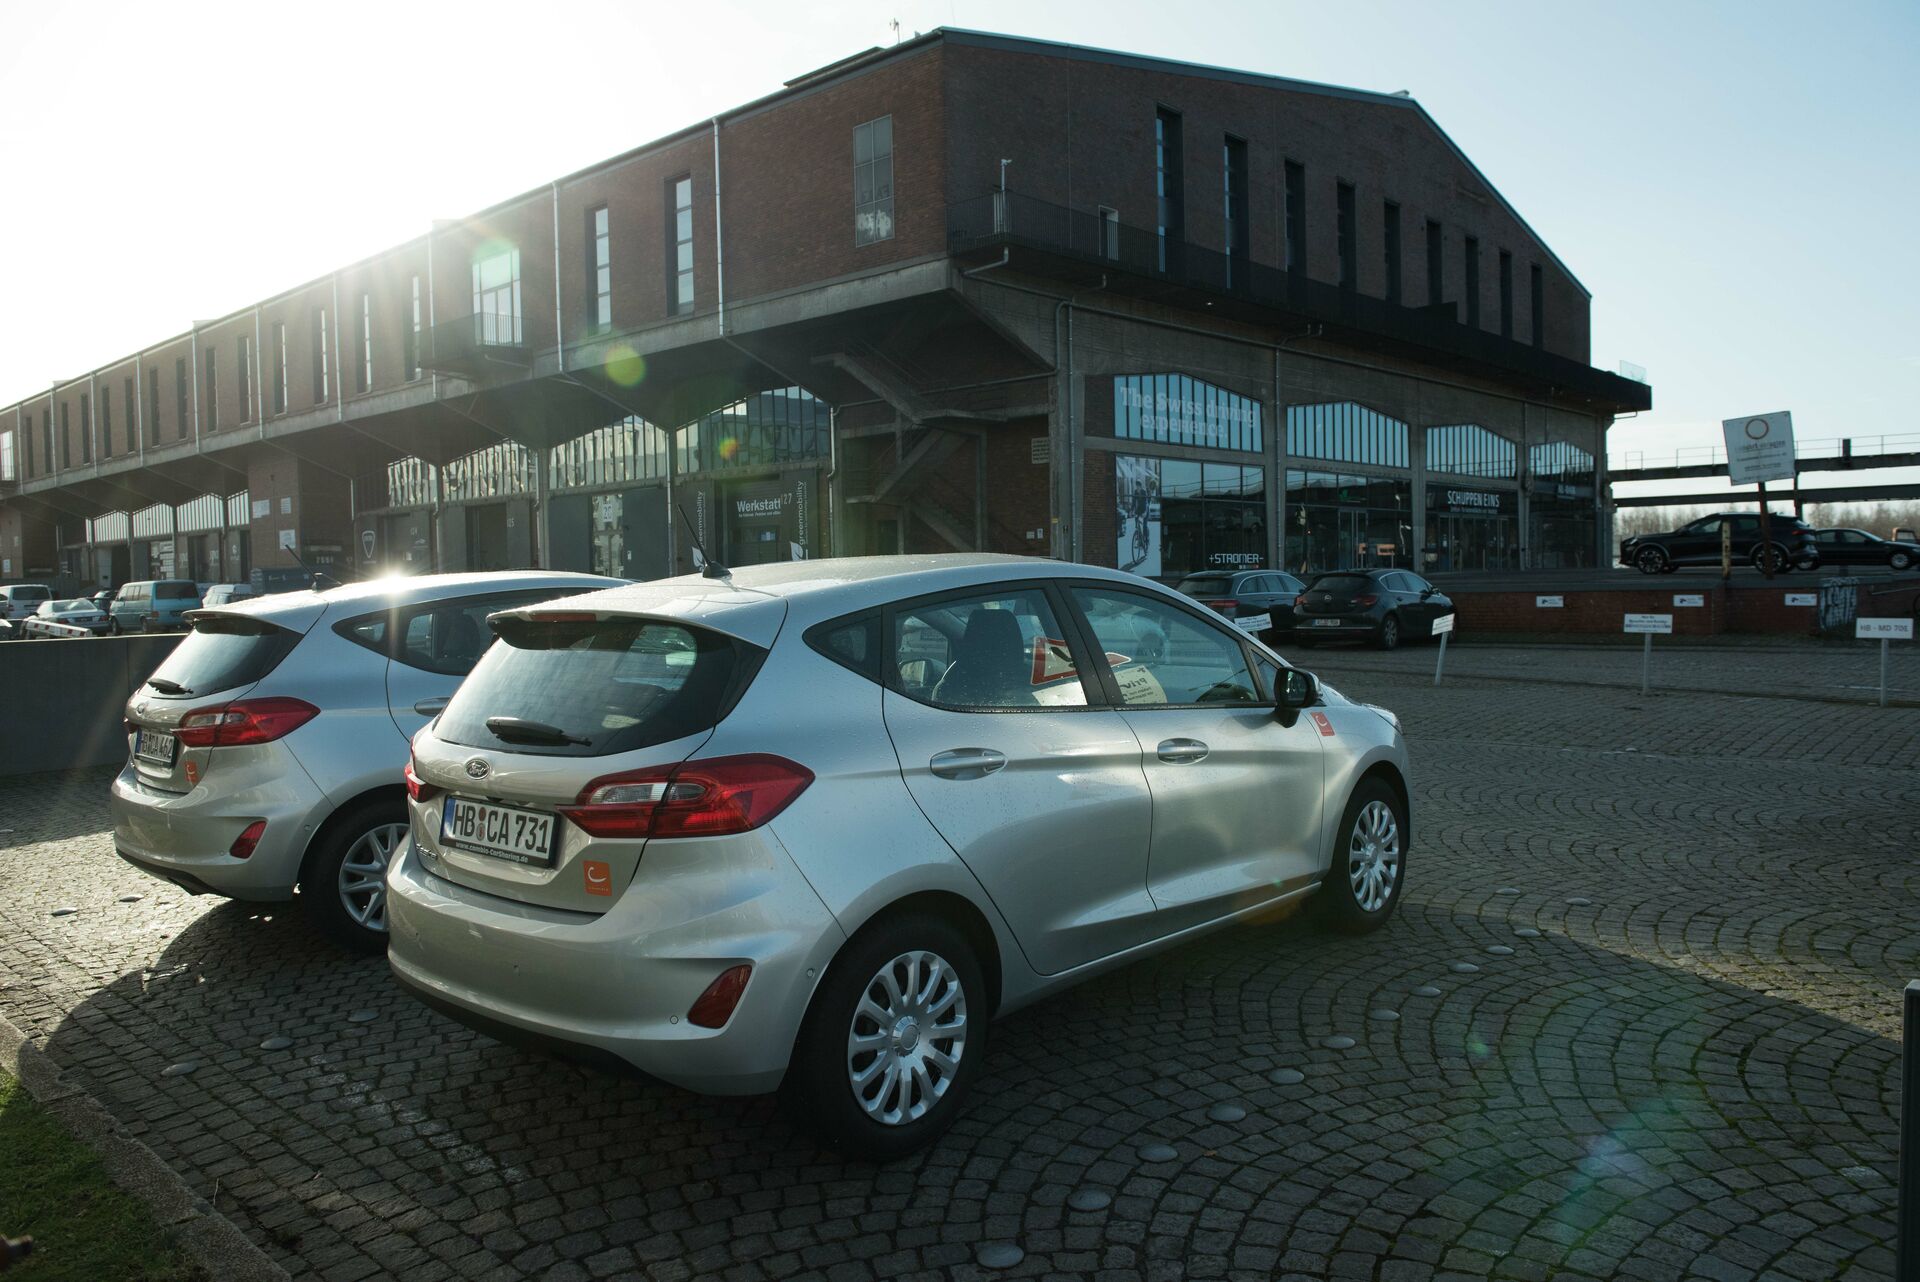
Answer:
top-left (587, 205), bottom-right (611, 330)
top-left (1285, 469), bottom-right (1412, 574)
top-left (101, 385), bottom-right (113, 457)
top-left (471, 248), bottom-right (522, 346)
top-left (1529, 439), bottom-right (1594, 481)
top-left (312, 308), bottom-right (330, 402)
top-left (853, 116), bottom-right (895, 246)
top-left (1530, 264), bottom-right (1545, 349)
top-left (1464, 236), bottom-right (1481, 327)
top-left (272, 323), bottom-right (288, 413)
top-left (1499, 250), bottom-right (1513, 340)
top-left (1285, 401), bottom-right (1410, 469)
top-left (41, 413), bottom-right (52, 472)
top-left (1283, 160), bottom-right (1305, 273)
top-left (1153, 107), bottom-right (1183, 272)
top-left (669, 179), bottom-right (694, 313)
top-left (1098, 206), bottom-right (1121, 260)
top-left (122, 377), bottom-right (133, 452)
top-left (1114, 456), bottom-right (1267, 578)
top-left (1, 428), bottom-right (13, 482)
top-left (1383, 201), bottom-right (1401, 304)
top-left (80, 394), bottom-right (92, 463)
top-left (355, 292), bottom-right (372, 392)
top-left (1425, 423), bottom-right (1517, 479)
top-left (237, 336), bottom-right (252, 421)
top-left (147, 368), bottom-right (160, 444)
top-left (1114, 373), bottom-right (1263, 453)
top-left (175, 357), bottom-right (189, 439)
top-left (59, 402), bottom-right (71, 468)
top-left (1425, 219), bottom-right (1443, 308)
top-left (405, 275), bottom-right (422, 380)
top-left (1223, 136), bottom-right (1247, 288)
top-left (1335, 182), bottom-right (1356, 290)
top-left (21, 414), bottom-right (31, 476)
top-left (204, 348), bottom-right (218, 430)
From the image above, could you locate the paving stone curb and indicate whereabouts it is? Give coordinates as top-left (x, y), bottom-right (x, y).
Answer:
top-left (0, 1007), bottom-right (289, 1282)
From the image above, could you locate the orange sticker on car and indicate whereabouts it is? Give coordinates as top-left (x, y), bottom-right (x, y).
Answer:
top-left (1310, 711), bottom-right (1335, 737)
top-left (583, 860), bottom-right (613, 896)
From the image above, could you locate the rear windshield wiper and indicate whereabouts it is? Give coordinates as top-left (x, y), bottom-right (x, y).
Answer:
top-left (146, 678), bottom-right (193, 695)
top-left (484, 716), bottom-right (590, 747)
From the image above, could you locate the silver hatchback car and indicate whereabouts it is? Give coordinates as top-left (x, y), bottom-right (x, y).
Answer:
top-left (387, 554), bottom-right (1411, 1157)
top-left (112, 571), bottom-right (619, 950)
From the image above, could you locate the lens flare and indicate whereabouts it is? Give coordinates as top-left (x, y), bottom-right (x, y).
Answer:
top-left (718, 437), bottom-right (740, 462)
top-left (606, 343), bottom-right (647, 388)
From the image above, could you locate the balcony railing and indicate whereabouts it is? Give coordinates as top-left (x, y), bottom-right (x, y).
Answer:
top-left (417, 314), bottom-right (533, 376)
top-left (947, 192), bottom-right (1651, 411)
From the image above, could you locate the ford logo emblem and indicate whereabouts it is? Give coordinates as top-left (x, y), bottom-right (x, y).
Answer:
top-left (464, 758), bottom-right (491, 780)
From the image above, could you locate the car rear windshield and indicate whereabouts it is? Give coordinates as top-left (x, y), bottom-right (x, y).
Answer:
top-left (156, 581), bottom-right (198, 600)
top-left (13, 586), bottom-right (49, 602)
top-left (436, 616), bottom-right (764, 758)
top-left (144, 616), bottom-right (302, 699)
top-left (1175, 575), bottom-right (1236, 597)
top-left (1310, 575), bottom-right (1374, 594)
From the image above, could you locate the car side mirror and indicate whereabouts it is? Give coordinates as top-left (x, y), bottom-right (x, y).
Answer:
top-left (1275, 668), bottom-right (1318, 726)
top-left (1419, 586), bottom-right (1435, 598)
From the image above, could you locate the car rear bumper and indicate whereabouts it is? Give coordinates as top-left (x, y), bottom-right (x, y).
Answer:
top-left (109, 752), bottom-right (327, 900)
top-left (385, 834), bottom-right (847, 1095)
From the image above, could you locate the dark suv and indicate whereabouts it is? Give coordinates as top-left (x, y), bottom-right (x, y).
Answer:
top-left (1619, 512), bottom-right (1819, 575)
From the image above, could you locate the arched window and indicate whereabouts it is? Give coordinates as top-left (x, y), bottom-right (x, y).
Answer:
top-left (1425, 424), bottom-right (1517, 480)
top-left (1286, 402), bottom-right (1409, 469)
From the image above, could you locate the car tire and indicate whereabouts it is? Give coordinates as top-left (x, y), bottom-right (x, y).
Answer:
top-left (1374, 614), bottom-right (1400, 651)
top-left (1634, 546), bottom-right (1668, 575)
top-left (1893, 550), bottom-right (1915, 572)
top-left (1317, 777), bottom-right (1408, 935)
top-left (299, 796), bottom-right (408, 954)
top-left (783, 913), bottom-right (989, 1161)
top-left (1750, 544), bottom-right (1787, 574)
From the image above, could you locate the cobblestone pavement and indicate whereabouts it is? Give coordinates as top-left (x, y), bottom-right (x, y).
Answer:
top-left (1292, 635), bottom-right (1920, 706)
top-left (1, 662), bottom-right (1916, 1281)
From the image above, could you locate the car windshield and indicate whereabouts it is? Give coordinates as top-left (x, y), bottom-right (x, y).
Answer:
top-left (145, 616), bottom-right (302, 698)
top-left (156, 582), bottom-right (198, 600)
top-left (1174, 575), bottom-right (1236, 597)
top-left (437, 616), bottom-right (762, 757)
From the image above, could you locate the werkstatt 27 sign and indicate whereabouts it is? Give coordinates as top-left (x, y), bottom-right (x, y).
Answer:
top-left (1721, 411), bottom-right (1796, 485)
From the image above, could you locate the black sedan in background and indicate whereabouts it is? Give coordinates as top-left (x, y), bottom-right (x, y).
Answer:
top-left (1814, 528), bottom-right (1918, 571)
top-left (1174, 568), bottom-right (1307, 634)
top-left (1291, 568), bottom-right (1455, 650)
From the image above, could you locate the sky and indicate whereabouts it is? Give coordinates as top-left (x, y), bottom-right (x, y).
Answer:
top-left (2, 0), bottom-right (1915, 502)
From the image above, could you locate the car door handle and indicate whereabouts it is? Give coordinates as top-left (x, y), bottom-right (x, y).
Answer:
top-left (928, 748), bottom-right (1006, 780)
top-left (1156, 738), bottom-right (1209, 764)
top-left (413, 697), bottom-right (451, 716)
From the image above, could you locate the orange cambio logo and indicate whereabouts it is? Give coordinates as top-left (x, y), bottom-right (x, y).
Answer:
top-left (583, 859), bottom-right (612, 896)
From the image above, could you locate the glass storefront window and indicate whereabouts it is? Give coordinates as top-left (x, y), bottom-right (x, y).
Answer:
top-left (1284, 469), bottom-right (1412, 575)
top-left (1529, 488), bottom-right (1596, 569)
top-left (1114, 374), bottom-right (1262, 452)
top-left (1426, 423), bottom-right (1517, 479)
top-left (1423, 485), bottom-right (1518, 572)
top-left (1286, 402), bottom-right (1409, 468)
top-left (684, 387), bottom-right (829, 474)
top-left (1116, 455), bottom-right (1266, 578)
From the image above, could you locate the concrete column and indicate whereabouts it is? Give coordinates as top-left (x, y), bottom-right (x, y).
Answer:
top-left (1409, 422), bottom-right (1427, 575)
top-left (534, 446), bottom-right (552, 569)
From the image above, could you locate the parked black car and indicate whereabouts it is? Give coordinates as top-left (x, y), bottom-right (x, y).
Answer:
top-left (1173, 568), bottom-right (1307, 635)
top-left (1619, 512), bottom-right (1819, 574)
top-left (1291, 568), bottom-right (1455, 650)
top-left (1814, 528), bottom-right (1918, 572)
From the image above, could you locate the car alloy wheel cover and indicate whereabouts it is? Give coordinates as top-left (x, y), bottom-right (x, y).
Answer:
top-left (845, 949), bottom-right (969, 1126)
top-left (337, 823), bottom-right (407, 933)
top-left (1347, 799), bottom-right (1401, 913)
top-left (1636, 547), bottom-right (1664, 573)
top-left (1381, 618), bottom-right (1397, 645)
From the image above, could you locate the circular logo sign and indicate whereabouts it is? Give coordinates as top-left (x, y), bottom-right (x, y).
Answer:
top-left (464, 758), bottom-right (491, 780)
top-left (1744, 417), bottom-right (1771, 441)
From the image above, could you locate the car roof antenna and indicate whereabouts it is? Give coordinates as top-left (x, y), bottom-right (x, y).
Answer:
top-left (284, 543), bottom-right (339, 592)
top-left (676, 504), bottom-right (730, 579)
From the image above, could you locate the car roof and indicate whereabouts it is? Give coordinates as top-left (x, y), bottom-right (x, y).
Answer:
top-left (194, 570), bottom-right (625, 632)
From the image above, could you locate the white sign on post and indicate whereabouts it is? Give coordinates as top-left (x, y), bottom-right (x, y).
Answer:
top-left (1858, 617), bottom-right (1915, 640)
top-left (1623, 613), bottom-right (1674, 634)
top-left (1720, 411), bottom-right (1796, 485)
top-left (1431, 612), bottom-right (1456, 636)
top-left (1536, 595), bottom-right (1565, 609)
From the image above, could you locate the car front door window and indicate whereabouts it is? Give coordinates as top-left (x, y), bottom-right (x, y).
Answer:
top-left (1070, 588), bottom-right (1258, 707)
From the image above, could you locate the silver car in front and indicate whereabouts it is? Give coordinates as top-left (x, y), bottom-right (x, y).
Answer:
top-left (387, 554), bottom-right (1412, 1157)
top-left (112, 571), bottom-right (620, 950)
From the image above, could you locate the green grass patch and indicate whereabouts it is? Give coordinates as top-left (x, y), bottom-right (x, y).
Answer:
top-left (0, 1068), bottom-right (206, 1281)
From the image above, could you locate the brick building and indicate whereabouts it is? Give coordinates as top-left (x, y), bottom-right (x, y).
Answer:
top-left (0, 29), bottom-right (1649, 595)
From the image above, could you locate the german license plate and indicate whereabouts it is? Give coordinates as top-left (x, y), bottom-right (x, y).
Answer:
top-left (1310, 618), bottom-right (1343, 628)
top-left (134, 729), bottom-right (177, 765)
top-left (440, 795), bottom-right (557, 866)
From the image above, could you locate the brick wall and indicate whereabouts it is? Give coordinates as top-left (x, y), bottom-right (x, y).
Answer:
top-left (1453, 583), bottom-right (1863, 638)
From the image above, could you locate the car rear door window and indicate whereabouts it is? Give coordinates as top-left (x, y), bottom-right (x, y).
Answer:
top-left (143, 616), bottom-right (302, 699)
top-left (1070, 587), bottom-right (1259, 707)
top-left (890, 589), bottom-right (1089, 710)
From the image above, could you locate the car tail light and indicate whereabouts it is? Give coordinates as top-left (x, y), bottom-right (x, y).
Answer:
top-left (1293, 594), bottom-right (1309, 608)
top-left (686, 964), bottom-right (753, 1029)
top-left (229, 821), bottom-right (266, 860)
top-left (1202, 598), bottom-right (1239, 616)
top-left (559, 754), bottom-right (814, 840)
top-left (174, 697), bottom-right (319, 748)
top-left (404, 753), bottom-right (441, 803)
top-left (1352, 594), bottom-right (1379, 607)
